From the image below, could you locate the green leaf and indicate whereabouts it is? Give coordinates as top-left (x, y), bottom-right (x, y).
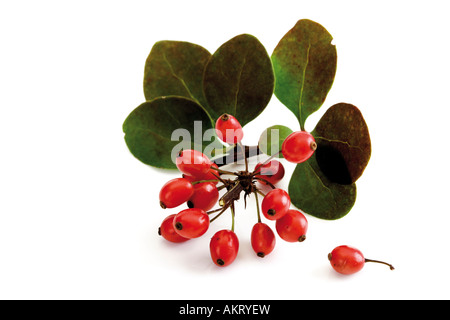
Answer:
top-left (123, 96), bottom-right (217, 169)
top-left (288, 103), bottom-right (370, 219)
top-left (143, 41), bottom-right (211, 115)
top-left (312, 103), bottom-right (371, 184)
top-left (271, 19), bottom-right (337, 130)
top-left (203, 34), bottom-right (274, 127)
top-left (289, 155), bottom-right (357, 220)
top-left (258, 125), bottom-right (293, 158)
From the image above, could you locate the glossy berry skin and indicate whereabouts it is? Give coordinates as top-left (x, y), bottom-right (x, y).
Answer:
top-left (281, 131), bottom-right (317, 163)
top-left (159, 178), bottom-right (194, 209)
top-left (187, 182), bottom-right (219, 211)
top-left (210, 229), bottom-right (239, 267)
top-left (251, 223), bottom-right (276, 258)
top-left (173, 208), bottom-right (209, 239)
top-left (328, 245), bottom-right (365, 275)
top-left (215, 114), bottom-right (244, 144)
top-left (275, 209), bottom-right (308, 242)
top-left (176, 149), bottom-right (212, 178)
top-left (158, 214), bottom-right (189, 243)
top-left (254, 160), bottom-right (285, 186)
top-left (261, 189), bottom-right (291, 220)
top-left (183, 163), bottom-right (220, 185)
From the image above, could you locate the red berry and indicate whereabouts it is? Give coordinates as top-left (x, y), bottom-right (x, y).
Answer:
top-left (158, 214), bottom-right (189, 243)
top-left (275, 209), bottom-right (308, 242)
top-left (254, 160), bottom-right (285, 185)
top-left (187, 182), bottom-right (219, 211)
top-left (281, 131), bottom-right (317, 163)
top-left (210, 229), bottom-right (239, 267)
top-left (328, 245), bottom-right (395, 275)
top-left (183, 163), bottom-right (220, 185)
top-left (215, 114), bottom-right (244, 144)
top-left (159, 178), bottom-right (194, 209)
top-left (251, 223), bottom-right (276, 258)
top-left (261, 189), bottom-right (291, 220)
top-left (328, 245), bottom-right (365, 275)
top-left (176, 149), bottom-right (212, 178)
top-left (173, 208), bottom-right (209, 239)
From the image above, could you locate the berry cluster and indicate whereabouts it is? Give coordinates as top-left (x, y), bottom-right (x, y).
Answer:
top-left (157, 114), bottom-right (394, 273)
top-left (157, 113), bottom-right (316, 267)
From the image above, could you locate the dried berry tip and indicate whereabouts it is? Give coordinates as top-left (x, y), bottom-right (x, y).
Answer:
top-left (267, 209), bottom-right (276, 216)
top-left (217, 259), bottom-right (225, 266)
top-left (160, 201), bottom-right (167, 209)
top-left (257, 252), bottom-right (265, 258)
top-left (298, 235), bottom-right (306, 242)
top-left (221, 114), bottom-right (229, 121)
top-left (310, 141), bottom-right (317, 151)
top-left (175, 222), bottom-right (183, 230)
top-left (327, 253), bottom-right (332, 261)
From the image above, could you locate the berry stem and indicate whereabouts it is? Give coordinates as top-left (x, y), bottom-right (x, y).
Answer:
top-left (254, 190), bottom-right (262, 223)
top-left (210, 206), bottom-right (228, 223)
top-left (364, 258), bottom-right (395, 270)
top-left (218, 181), bottom-right (244, 207)
top-left (210, 166), bottom-right (238, 176)
top-left (252, 152), bottom-right (280, 175)
top-left (254, 177), bottom-right (276, 189)
top-left (207, 207), bottom-right (226, 215)
top-left (191, 179), bottom-right (220, 185)
top-left (238, 142), bottom-right (248, 172)
top-left (255, 189), bottom-right (266, 198)
top-left (210, 171), bottom-right (229, 187)
top-left (230, 203), bottom-right (236, 232)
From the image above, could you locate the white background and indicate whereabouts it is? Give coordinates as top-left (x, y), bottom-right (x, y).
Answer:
top-left (1, 0), bottom-right (449, 300)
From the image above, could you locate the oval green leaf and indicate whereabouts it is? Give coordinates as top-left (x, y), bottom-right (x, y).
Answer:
top-left (289, 155), bottom-right (357, 220)
top-left (203, 34), bottom-right (274, 127)
top-left (123, 96), bottom-right (217, 169)
top-left (312, 103), bottom-right (371, 184)
top-left (258, 125), bottom-right (293, 158)
top-left (143, 41), bottom-right (211, 115)
top-left (271, 19), bottom-right (337, 130)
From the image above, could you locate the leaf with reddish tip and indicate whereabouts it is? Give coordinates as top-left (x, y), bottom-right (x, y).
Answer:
top-left (288, 103), bottom-right (371, 220)
top-left (312, 103), bottom-right (371, 184)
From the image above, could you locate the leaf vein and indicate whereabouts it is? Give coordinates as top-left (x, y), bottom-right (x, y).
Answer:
top-left (162, 54), bottom-right (198, 103)
top-left (306, 161), bottom-right (337, 209)
top-left (298, 42), bottom-right (311, 130)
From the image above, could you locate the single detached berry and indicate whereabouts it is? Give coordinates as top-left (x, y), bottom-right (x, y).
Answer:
top-left (215, 114), bottom-right (244, 144)
top-left (275, 209), bottom-right (308, 242)
top-left (281, 131), bottom-right (317, 163)
top-left (251, 223), bottom-right (276, 258)
top-left (261, 189), bottom-right (291, 220)
top-left (254, 160), bottom-right (285, 186)
top-left (158, 214), bottom-right (189, 243)
top-left (159, 178), bottom-right (194, 209)
top-left (187, 182), bottom-right (219, 211)
top-left (210, 229), bottom-right (239, 267)
top-left (176, 149), bottom-right (212, 178)
top-left (183, 163), bottom-right (220, 185)
top-left (328, 245), bottom-right (395, 275)
top-left (173, 208), bottom-right (209, 239)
